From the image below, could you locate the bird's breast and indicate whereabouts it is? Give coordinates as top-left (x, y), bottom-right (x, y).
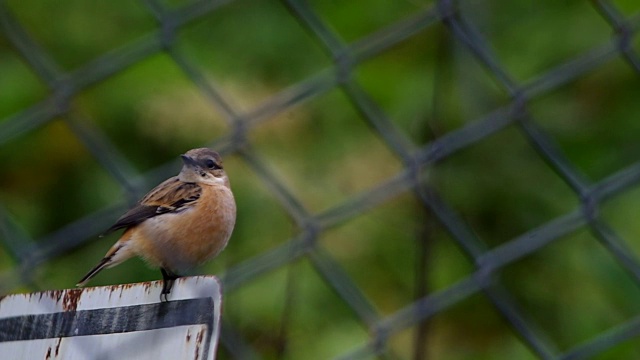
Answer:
top-left (136, 184), bottom-right (236, 272)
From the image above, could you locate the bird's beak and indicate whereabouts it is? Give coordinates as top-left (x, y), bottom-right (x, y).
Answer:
top-left (180, 155), bottom-right (198, 167)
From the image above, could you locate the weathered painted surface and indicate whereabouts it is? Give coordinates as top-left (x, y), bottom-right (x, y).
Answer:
top-left (0, 276), bottom-right (222, 359)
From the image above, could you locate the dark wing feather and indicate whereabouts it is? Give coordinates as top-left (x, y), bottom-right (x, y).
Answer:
top-left (102, 177), bottom-right (201, 236)
top-left (101, 205), bottom-right (158, 235)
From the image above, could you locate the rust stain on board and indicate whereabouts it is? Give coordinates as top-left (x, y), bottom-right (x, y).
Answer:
top-left (54, 337), bottom-right (62, 357)
top-left (61, 289), bottom-right (82, 312)
top-left (194, 328), bottom-right (206, 360)
top-left (45, 290), bottom-right (63, 302)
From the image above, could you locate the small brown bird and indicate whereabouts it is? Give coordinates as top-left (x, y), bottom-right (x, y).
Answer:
top-left (77, 148), bottom-right (236, 301)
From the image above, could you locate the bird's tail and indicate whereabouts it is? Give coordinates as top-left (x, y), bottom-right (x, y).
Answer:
top-left (76, 242), bottom-right (130, 287)
top-left (76, 257), bottom-right (111, 287)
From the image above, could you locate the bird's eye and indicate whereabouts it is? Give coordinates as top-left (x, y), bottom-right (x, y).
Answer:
top-left (205, 159), bottom-right (216, 169)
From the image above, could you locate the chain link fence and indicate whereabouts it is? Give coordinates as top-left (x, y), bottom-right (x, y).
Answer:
top-left (2, 0), bottom-right (640, 358)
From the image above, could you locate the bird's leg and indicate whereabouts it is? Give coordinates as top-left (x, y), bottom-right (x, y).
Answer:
top-left (160, 268), bottom-right (180, 302)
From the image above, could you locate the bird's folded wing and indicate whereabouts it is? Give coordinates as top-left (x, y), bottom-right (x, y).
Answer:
top-left (101, 177), bottom-right (202, 235)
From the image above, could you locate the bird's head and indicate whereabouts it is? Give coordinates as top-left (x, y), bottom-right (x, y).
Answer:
top-left (178, 148), bottom-right (229, 186)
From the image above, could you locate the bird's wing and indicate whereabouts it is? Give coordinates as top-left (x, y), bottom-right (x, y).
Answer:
top-left (102, 177), bottom-right (202, 235)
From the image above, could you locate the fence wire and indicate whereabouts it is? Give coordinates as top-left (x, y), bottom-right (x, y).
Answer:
top-left (2, 0), bottom-right (640, 359)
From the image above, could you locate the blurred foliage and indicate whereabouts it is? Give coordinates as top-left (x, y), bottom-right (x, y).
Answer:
top-left (2, 0), bottom-right (640, 359)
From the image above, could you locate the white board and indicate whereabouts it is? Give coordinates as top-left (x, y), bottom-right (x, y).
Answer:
top-left (0, 276), bottom-right (222, 359)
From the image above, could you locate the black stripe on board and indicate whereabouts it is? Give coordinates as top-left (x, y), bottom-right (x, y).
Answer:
top-left (0, 298), bottom-right (214, 342)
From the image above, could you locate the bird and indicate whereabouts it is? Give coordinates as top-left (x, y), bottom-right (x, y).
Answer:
top-left (77, 148), bottom-right (236, 302)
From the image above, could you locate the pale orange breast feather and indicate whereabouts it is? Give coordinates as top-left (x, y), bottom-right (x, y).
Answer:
top-left (133, 184), bottom-right (236, 273)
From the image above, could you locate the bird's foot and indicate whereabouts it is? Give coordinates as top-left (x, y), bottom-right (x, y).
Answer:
top-left (160, 268), bottom-right (179, 302)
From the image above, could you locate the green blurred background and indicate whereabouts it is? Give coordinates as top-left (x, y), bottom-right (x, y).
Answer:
top-left (2, 0), bottom-right (640, 358)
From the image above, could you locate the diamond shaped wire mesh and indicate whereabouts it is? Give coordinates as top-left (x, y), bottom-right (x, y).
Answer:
top-left (2, 0), bottom-right (640, 358)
